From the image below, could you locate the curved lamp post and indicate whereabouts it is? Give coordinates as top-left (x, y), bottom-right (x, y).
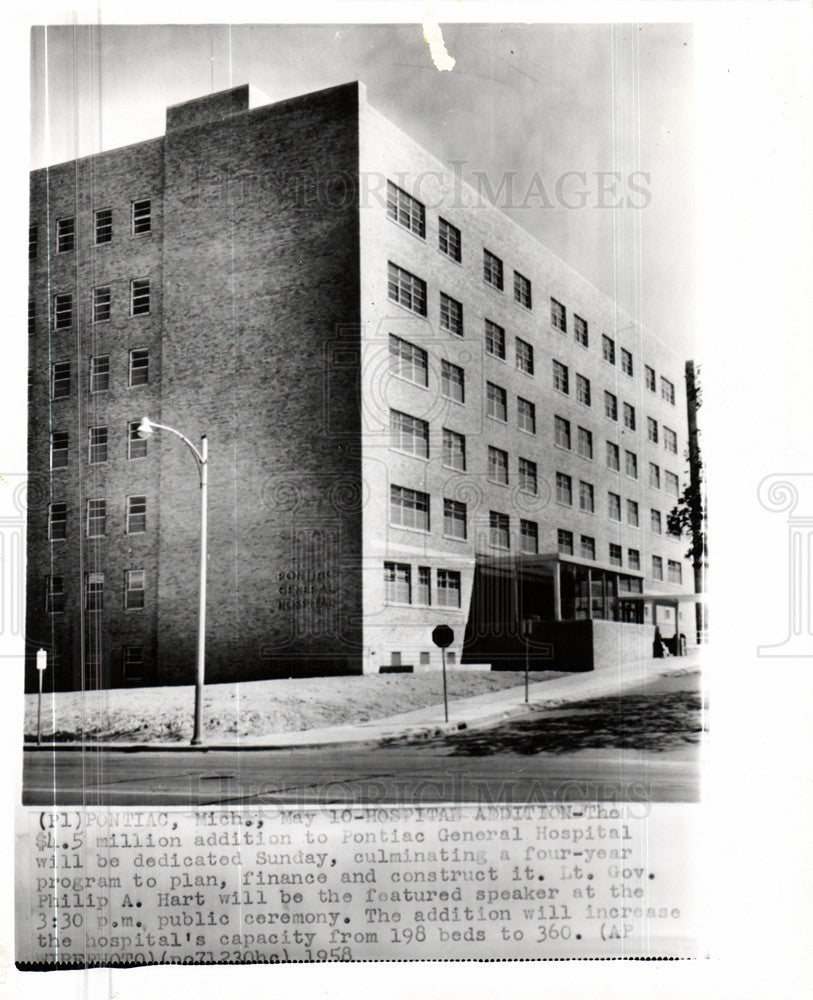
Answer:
top-left (138, 417), bottom-right (208, 746)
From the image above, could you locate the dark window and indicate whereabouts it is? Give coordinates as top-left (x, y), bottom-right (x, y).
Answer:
top-left (442, 428), bottom-right (466, 470)
top-left (87, 499), bottom-right (106, 537)
top-left (51, 431), bottom-right (69, 469)
top-left (552, 360), bottom-right (569, 394)
top-left (130, 278), bottom-right (150, 316)
top-left (581, 535), bottom-right (596, 560)
top-left (443, 498), bottom-right (467, 540)
top-left (576, 373), bottom-right (591, 406)
top-left (621, 348), bottom-right (633, 376)
top-left (95, 208), bottom-right (113, 245)
top-left (645, 366), bottom-right (656, 392)
top-left (389, 334), bottom-right (428, 386)
top-left (93, 286), bottom-right (111, 322)
top-left (125, 570), bottom-right (146, 610)
top-left (520, 519), bottom-right (538, 554)
top-left (436, 569), bottom-right (461, 608)
top-left (29, 224), bottom-right (37, 260)
top-left (123, 647), bottom-right (144, 680)
top-left (417, 566), bottom-right (431, 606)
top-left (438, 218), bottom-right (461, 261)
top-left (515, 337), bottom-right (534, 375)
top-left (558, 529), bottom-right (574, 556)
top-left (439, 292), bottom-right (463, 336)
top-left (46, 576), bottom-right (65, 613)
top-left (85, 573), bottom-right (104, 611)
top-left (551, 298), bottom-right (567, 332)
top-left (518, 457), bottom-right (537, 495)
top-left (54, 294), bottom-right (72, 329)
top-left (49, 503), bottom-right (67, 541)
top-left (554, 415), bottom-right (571, 450)
top-left (602, 335), bottom-right (616, 365)
top-left (483, 249), bottom-right (503, 290)
top-left (386, 180), bottom-right (425, 238)
top-left (623, 402), bottom-right (636, 431)
top-left (132, 199), bottom-right (151, 235)
top-left (488, 446), bottom-right (509, 486)
top-left (390, 409), bottom-right (429, 458)
top-left (128, 421), bottom-right (148, 459)
top-left (129, 349), bottom-right (149, 387)
top-left (608, 492), bottom-right (622, 522)
top-left (88, 426), bottom-right (108, 464)
top-left (384, 562), bottom-right (411, 604)
top-left (390, 484), bottom-right (430, 531)
top-left (556, 472), bottom-right (572, 506)
top-left (517, 397), bottom-right (536, 434)
top-left (513, 271), bottom-right (532, 308)
top-left (609, 543), bottom-right (623, 567)
top-left (486, 382), bottom-right (507, 422)
top-left (126, 495), bottom-right (147, 534)
top-left (387, 261), bottom-right (427, 316)
top-left (604, 391), bottom-right (618, 421)
top-left (28, 300), bottom-right (35, 336)
top-left (57, 217), bottom-right (75, 253)
top-left (51, 362), bottom-right (71, 399)
top-left (489, 511), bottom-right (510, 549)
top-left (661, 377), bottom-right (676, 405)
top-left (441, 359), bottom-right (465, 403)
top-left (90, 356), bottom-right (110, 393)
top-left (574, 314), bottom-right (588, 347)
top-left (485, 319), bottom-right (505, 359)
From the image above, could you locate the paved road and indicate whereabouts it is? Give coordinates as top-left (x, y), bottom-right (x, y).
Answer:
top-left (23, 676), bottom-right (701, 805)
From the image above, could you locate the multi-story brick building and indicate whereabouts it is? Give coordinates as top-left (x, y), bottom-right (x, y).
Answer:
top-left (25, 81), bottom-right (693, 692)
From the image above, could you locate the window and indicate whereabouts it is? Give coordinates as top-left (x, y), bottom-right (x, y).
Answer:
top-left (665, 471), bottom-right (680, 497)
top-left (51, 362), bottom-right (71, 399)
top-left (577, 426), bottom-right (593, 460)
top-left (439, 292), bottom-right (463, 336)
top-left (488, 446), bottom-right (509, 486)
top-left (29, 224), bottom-right (37, 260)
top-left (87, 499), bottom-right (106, 537)
top-left (123, 647), bottom-right (144, 681)
top-left (45, 576), bottom-right (65, 613)
top-left (442, 428), bottom-right (466, 470)
top-left (49, 503), bottom-right (67, 541)
top-left (93, 286), bottom-right (111, 322)
top-left (90, 355), bottom-right (110, 393)
top-left (486, 382), bottom-right (507, 422)
top-left (390, 409), bottom-right (429, 458)
top-left (626, 499), bottom-right (640, 527)
top-left (28, 368), bottom-right (32, 403)
top-left (609, 543), bottom-right (623, 567)
top-left (54, 294), bottom-right (72, 329)
top-left (551, 298), bottom-right (566, 332)
top-left (645, 365), bottom-right (656, 392)
top-left (51, 431), bottom-right (69, 469)
top-left (132, 199), bottom-right (151, 235)
top-left (602, 335), bottom-right (616, 365)
top-left (604, 391), bottom-right (618, 421)
top-left (515, 337), bottom-right (534, 375)
top-left (628, 548), bottom-right (641, 571)
top-left (625, 450), bottom-right (638, 479)
top-left (95, 208), bottom-right (112, 245)
top-left (438, 217), bottom-right (461, 261)
top-left (443, 498), bottom-right (467, 540)
top-left (574, 314), bottom-right (588, 347)
top-left (28, 300), bottom-right (35, 336)
top-left (649, 462), bottom-right (661, 489)
top-left (663, 427), bottom-right (678, 454)
top-left (126, 495), bottom-right (147, 534)
top-left (608, 492), bottom-right (622, 521)
top-left (518, 397), bottom-right (536, 434)
top-left (558, 529), bottom-right (574, 556)
top-left (661, 377), bottom-right (676, 405)
top-left (131, 278), bottom-right (150, 316)
top-left (647, 417), bottom-right (659, 444)
top-left (513, 271), bottom-right (532, 308)
top-left (579, 480), bottom-right (595, 513)
top-left (652, 555), bottom-right (663, 581)
top-left (125, 570), bottom-right (146, 610)
top-left (606, 441), bottom-right (620, 471)
top-left (57, 217), bottom-right (75, 253)
top-left (441, 359), bottom-right (465, 403)
top-left (88, 426), bottom-right (108, 464)
top-left (668, 559), bottom-right (683, 584)
top-left (485, 319), bottom-right (506, 360)
top-left (552, 360), bottom-right (569, 394)
top-left (518, 457), bottom-right (538, 495)
top-left (388, 261), bottom-right (426, 316)
top-left (389, 334), bottom-right (428, 386)
top-left (556, 472), bottom-right (573, 506)
top-left (437, 569), bottom-right (461, 608)
top-left (581, 535), bottom-right (596, 560)
top-left (390, 484), bottom-right (430, 531)
top-left (554, 415), bottom-right (571, 450)
top-left (621, 348), bottom-right (633, 376)
top-left (128, 421), bottom-right (148, 459)
top-left (650, 509), bottom-right (662, 534)
top-left (384, 562), bottom-right (411, 603)
top-left (490, 511), bottom-right (510, 549)
top-left (575, 373), bottom-right (591, 406)
top-left (417, 566), bottom-right (431, 605)
top-left (483, 249), bottom-right (503, 290)
top-left (520, 519), bottom-right (538, 554)
top-left (623, 402), bottom-right (636, 431)
top-left (129, 349), bottom-right (149, 387)
top-left (386, 180), bottom-right (425, 237)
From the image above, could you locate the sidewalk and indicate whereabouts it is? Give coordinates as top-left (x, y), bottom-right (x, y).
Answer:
top-left (24, 652), bottom-right (701, 753)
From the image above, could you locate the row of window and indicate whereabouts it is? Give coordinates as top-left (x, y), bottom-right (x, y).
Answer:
top-left (49, 496), bottom-right (147, 539)
top-left (383, 562), bottom-right (461, 607)
top-left (389, 407), bottom-right (681, 499)
top-left (556, 531), bottom-right (683, 582)
top-left (32, 280), bottom-right (151, 332)
top-left (44, 570), bottom-right (146, 612)
top-left (47, 350), bottom-right (149, 399)
top-left (30, 201), bottom-right (152, 259)
top-left (50, 421), bottom-right (149, 468)
top-left (385, 181), bottom-right (676, 402)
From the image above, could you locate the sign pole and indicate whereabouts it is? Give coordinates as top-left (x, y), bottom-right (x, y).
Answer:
top-left (524, 624), bottom-right (530, 704)
top-left (36, 648), bottom-right (47, 745)
top-left (441, 646), bottom-right (448, 723)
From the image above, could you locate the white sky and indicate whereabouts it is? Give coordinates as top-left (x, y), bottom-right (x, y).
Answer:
top-left (29, 22), bottom-right (694, 356)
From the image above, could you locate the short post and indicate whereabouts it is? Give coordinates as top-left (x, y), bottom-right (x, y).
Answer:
top-left (432, 624), bottom-right (455, 724)
top-left (36, 649), bottom-right (47, 745)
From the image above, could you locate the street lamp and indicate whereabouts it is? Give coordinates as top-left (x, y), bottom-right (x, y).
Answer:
top-left (138, 416), bottom-right (208, 746)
